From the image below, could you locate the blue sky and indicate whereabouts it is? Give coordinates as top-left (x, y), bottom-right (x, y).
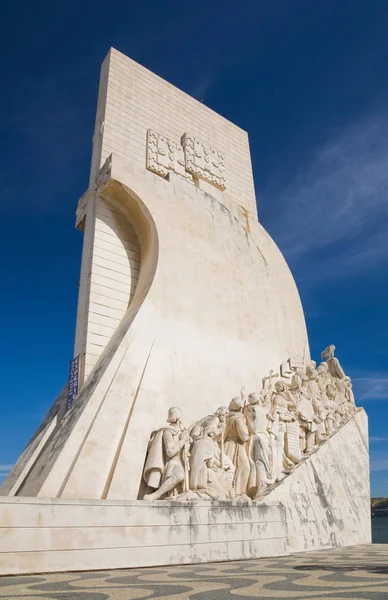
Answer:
top-left (1, 0), bottom-right (387, 495)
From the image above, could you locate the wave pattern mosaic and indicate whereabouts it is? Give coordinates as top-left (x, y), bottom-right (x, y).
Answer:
top-left (1, 545), bottom-right (388, 600)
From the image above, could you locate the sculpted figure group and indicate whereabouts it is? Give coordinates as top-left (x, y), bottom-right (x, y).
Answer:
top-left (142, 345), bottom-right (358, 501)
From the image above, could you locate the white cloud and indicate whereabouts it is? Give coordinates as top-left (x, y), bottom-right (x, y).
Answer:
top-left (0, 465), bottom-right (12, 478)
top-left (267, 111), bottom-right (388, 281)
top-left (371, 458), bottom-right (388, 472)
top-left (370, 436), bottom-right (388, 442)
top-left (0, 465), bottom-right (13, 471)
top-left (352, 377), bottom-right (388, 401)
top-left (190, 73), bottom-right (216, 100)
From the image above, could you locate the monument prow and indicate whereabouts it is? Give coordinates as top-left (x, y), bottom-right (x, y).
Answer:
top-left (0, 48), bottom-right (370, 574)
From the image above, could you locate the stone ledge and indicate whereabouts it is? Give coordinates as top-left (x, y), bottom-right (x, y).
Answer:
top-left (0, 500), bottom-right (287, 575)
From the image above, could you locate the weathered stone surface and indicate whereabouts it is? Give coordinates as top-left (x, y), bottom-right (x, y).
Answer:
top-left (265, 408), bottom-right (371, 552)
top-left (0, 497), bottom-right (287, 574)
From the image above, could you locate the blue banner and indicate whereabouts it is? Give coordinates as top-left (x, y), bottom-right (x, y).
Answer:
top-left (67, 355), bottom-right (80, 410)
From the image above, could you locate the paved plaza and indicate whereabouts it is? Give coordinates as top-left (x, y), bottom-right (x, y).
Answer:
top-left (1, 544), bottom-right (387, 599)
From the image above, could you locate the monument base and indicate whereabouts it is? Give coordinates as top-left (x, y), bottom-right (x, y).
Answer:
top-left (0, 498), bottom-right (287, 575)
top-left (0, 411), bottom-right (370, 575)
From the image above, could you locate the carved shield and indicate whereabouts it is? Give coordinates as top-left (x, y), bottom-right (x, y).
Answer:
top-left (298, 397), bottom-right (315, 421)
top-left (285, 421), bottom-right (302, 463)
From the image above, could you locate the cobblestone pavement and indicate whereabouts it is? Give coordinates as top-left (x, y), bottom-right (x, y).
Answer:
top-left (1, 544), bottom-right (388, 599)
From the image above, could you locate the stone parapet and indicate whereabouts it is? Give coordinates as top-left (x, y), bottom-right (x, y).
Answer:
top-left (0, 497), bottom-right (286, 575)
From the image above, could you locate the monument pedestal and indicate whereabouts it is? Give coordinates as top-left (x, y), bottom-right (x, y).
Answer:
top-left (0, 410), bottom-right (370, 575)
top-left (0, 499), bottom-right (287, 575)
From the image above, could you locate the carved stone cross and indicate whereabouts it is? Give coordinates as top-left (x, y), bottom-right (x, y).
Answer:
top-left (262, 369), bottom-right (279, 390)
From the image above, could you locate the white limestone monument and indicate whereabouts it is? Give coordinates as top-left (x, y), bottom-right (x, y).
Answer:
top-left (0, 48), bottom-right (370, 575)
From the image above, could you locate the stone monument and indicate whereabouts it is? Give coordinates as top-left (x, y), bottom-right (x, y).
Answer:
top-left (0, 48), bottom-right (370, 575)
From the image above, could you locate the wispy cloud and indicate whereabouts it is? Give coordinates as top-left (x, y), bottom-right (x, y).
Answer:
top-left (268, 111), bottom-right (388, 281)
top-left (352, 377), bottom-right (388, 401)
top-left (370, 436), bottom-right (388, 442)
top-left (190, 73), bottom-right (216, 101)
top-left (371, 458), bottom-right (388, 472)
top-left (0, 464), bottom-right (13, 475)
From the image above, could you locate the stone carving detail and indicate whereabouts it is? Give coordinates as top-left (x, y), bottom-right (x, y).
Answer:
top-left (146, 129), bottom-right (190, 180)
top-left (76, 154), bottom-right (113, 230)
top-left (97, 153), bottom-right (112, 187)
top-left (142, 345), bottom-right (359, 501)
top-left (146, 129), bottom-right (225, 189)
top-left (182, 133), bottom-right (226, 190)
top-left (188, 406), bottom-right (235, 499)
top-left (143, 407), bottom-right (190, 500)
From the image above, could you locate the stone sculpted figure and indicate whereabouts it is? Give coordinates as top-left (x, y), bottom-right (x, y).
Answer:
top-left (143, 407), bottom-right (190, 500)
top-left (344, 376), bottom-right (356, 414)
top-left (317, 362), bottom-right (337, 435)
top-left (321, 345), bottom-right (346, 379)
top-left (317, 362), bottom-right (332, 400)
top-left (321, 346), bottom-right (357, 425)
top-left (334, 377), bottom-right (352, 423)
top-left (224, 396), bottom-right (250, 498)
top-left (324, 383), bottom-right (339, 433)
top-left (141, 345), bottom-right (358, 501)
top-left (270, 380), bottom-right (297, 420)
top-left (304, 365), bottom-right (321, 403)
top-left (188, 408), bottom-right (234, 499)
top-left (289, 374), bottom-right (319, 454)
top-left (244, 392), bottom-right (272, 498)
top-left (325, 382), bottom-right (344, 429)
top-left (304, 359), bottom-right (316, 376)
top-left (304, 366), bottom-right (327, 444)
top-left (268, 380), bottom-right (300, 480)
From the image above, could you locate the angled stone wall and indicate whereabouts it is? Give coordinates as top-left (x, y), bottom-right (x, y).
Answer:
top-left (266, 408), bottom-right (371, 552)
